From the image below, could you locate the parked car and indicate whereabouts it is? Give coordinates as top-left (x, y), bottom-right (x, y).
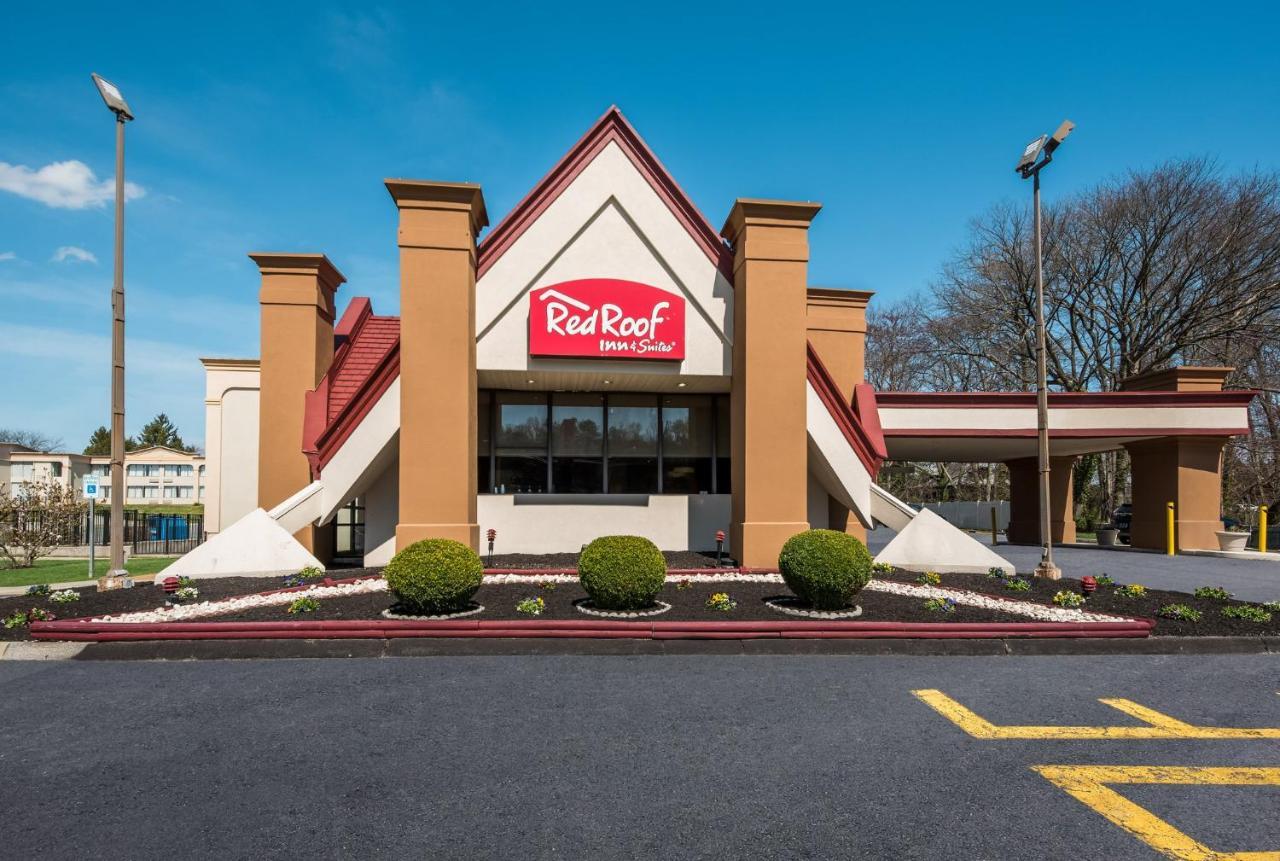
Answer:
top-left (1112, 503), bottom-right (1132, 544)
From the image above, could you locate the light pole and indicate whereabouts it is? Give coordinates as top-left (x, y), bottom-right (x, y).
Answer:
top-left (1015, 119), bottom-right (1073, 581)
top-left (91, 73), bottom-right (134, 586)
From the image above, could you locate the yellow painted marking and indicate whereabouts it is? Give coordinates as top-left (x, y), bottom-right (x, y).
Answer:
top-left (1034, 765), bottom-right (1280, 861)
top-left (913, 689), bottom-right (1280, 740)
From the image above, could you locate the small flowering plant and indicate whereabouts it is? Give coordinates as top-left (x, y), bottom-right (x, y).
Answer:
top-left (282, 573), bottom-right (306, 587)
top-left (297, 566), bottom-right (325, 581)
top-left (177, 576), bottom-right (197, 589)
top-left (174, 586), bottom-right (200, 602)
top-left (675, 579), bottom-right (693, 591)
top-left (916, 571), bottom-right (942, 586)
top-left (1115, 584), bottom-right (1147, 599)
top-left (872, 562), bottom-right (895, 575)
top-left (1263, 601), bottom-right (1280, 613)
top-left (705, 592), bottom-right (736, 612)
top-left (1004, 577), bottom-right (1032, 592)
top-left (49, 589), bottom-right (80, 604)
top-left (27, 607), bottom-right (54, 622)
top-left (1159, 603), bottom-right (1202, 622)
top-left (516, 596), bottom-right (546, 616)
top-left (1221, 605), bottom-right (1272, 623)
top-left (986, 567), bottom-right (1006, 580)
top-left (539, 580), bottom-right (558, 592)
top-left (1095, 573), bottom-right (1115, 587)
top-left (1193, 586), bottom-right (1233, 602)
top-left (1053, 590), bottom-right (1085, 608)
top-left (923, 597), bottom-right (956, 614)
top-left (26, 583), bottom-right (51, 596)
top-left (287, 596), bottom-right (320, 614)
top-left (4, 611), bottom-right (29, 629)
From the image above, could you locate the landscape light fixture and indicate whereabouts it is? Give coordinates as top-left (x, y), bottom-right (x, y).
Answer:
top-left (90, 72), bottom-right (134, 586)
top-left (1014, 118), bottom-right (1074, 581)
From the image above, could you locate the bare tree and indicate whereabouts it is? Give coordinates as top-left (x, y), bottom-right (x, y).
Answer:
top-left (0, 429), bottom-right (64, 453)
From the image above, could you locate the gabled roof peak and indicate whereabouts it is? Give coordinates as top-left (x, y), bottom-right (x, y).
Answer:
top-left (476, 105), bottom-right (731, 278)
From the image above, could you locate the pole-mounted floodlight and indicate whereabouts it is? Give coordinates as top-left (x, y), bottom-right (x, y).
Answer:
top-left (1014, 119), bottom-right (1073, 581)
top-left (90, 73), bottom-right (134, 587)
top-left (91, 73), bottom-right (134, 121)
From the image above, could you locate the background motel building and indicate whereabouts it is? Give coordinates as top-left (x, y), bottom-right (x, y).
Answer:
top-left (0, 443), bottom-right (205, 505)
top-left (194, 108), bottom-right (1254, 575)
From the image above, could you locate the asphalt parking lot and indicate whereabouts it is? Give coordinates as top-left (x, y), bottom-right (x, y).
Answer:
top-left (2, 653), bottom-right (1277, 859)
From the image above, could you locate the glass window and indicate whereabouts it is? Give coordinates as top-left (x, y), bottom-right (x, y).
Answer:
top-left (477, 391), bottom-right (492, 494)
top-left (49, 462), bottom-right (63, 477)
top-left (551, 394), bottom-right (604, 493)
top-left (335, 498), bottom-right (365, 557)
top-left (607, 394), bottom-right (658, 493)
top-left (495, 392), bottom-right (547, 493)
top-left (716, 395), bottom-right (731, 493)
top-left (662, 395), bottom-right (713, 493)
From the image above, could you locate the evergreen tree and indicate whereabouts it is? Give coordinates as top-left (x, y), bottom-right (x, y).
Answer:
top-left (84, 426), bottom-right (111, 455)
top-left (134, 414), bottom-right (193, 452)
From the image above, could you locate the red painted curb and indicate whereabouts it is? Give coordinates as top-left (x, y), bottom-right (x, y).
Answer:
top-left (29, 617), bottom-right (1152, 642)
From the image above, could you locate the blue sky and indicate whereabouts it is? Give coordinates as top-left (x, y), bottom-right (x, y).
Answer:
top-left (2, 1), bottom-right (1278, 452)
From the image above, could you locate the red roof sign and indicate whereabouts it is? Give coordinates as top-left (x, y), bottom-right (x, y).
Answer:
top-left (528, 279), bottom-right (685, 360)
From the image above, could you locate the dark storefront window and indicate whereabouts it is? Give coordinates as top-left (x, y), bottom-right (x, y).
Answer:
top-left (495, 392), bottom-right (548, 493)
top-left (607, 394), bottom-right (659, 493)
top-left (715, 394), bottom-right (732, 494)
top-left (478, 390), bottom-right (728, 495)
top-left (477, 391), bottom-right (492, 495)
top-left (552, 394), bottom-right (605, 492)
top-left (662, 395), bottom-right (713, 493)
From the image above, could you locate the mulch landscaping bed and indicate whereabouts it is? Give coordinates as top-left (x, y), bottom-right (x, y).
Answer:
top-left (877, 568), bottom-right (1280, 637)
top-left (209, 581), bottom-right (1031, 626)
top-left (0, 577), bottom-right (282, 641)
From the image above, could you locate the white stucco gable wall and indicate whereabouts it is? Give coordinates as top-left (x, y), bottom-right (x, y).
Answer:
top-left (476, 140), bottom-right (732, 377)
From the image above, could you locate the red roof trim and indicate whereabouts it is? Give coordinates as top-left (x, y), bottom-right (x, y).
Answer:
top-left (806, 343), bottom-right (885, 478)
top-left (476, 106), bottom-right (732, 279)
top-left (876, 390), bottom-right (1257, 409)
top-left (883, 427), bottom-right (1251, 439)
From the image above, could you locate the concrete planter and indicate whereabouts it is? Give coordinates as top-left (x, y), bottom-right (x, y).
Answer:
top-left (1215, 531), bottom-right (1250, 552)
top-left (1096, 528), bottom-right (1120, 547)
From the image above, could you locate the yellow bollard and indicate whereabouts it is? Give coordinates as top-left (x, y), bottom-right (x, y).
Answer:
top-left (1166, 501), bottom-right (1176, 556)
top-left (991, 506), bottom-right (999, 546)
top-left (1260, 505), bottom-right (1269, 554)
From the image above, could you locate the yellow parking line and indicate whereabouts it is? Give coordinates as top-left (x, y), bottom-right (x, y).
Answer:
top-left (1034, 765), bottom-right (1280, 861)
top-left (913, 689), bottom-right (1280, 740)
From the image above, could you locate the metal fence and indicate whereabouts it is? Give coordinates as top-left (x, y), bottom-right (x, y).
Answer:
top-left (921, 501), bottom-right (1011, 532)
top-left (3, 510), bottom-right (205, 556)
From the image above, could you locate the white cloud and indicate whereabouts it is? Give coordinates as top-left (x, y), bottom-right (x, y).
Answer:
top-left (0, 160), bottom-right (146, 209)
top-left (52, 245), bottom-right (98, 264)
top-left (0, 251), bottom-right (15, 262)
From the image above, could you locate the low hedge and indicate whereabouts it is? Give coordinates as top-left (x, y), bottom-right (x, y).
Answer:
top-left (384, 538), bottom-right (483, 614)
top-left (578, 535), bottom-right (667, 611)
top-left (778, 529), bottom-right (873, 611)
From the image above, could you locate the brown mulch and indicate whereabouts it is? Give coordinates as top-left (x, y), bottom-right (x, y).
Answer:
top-left (0, 577), bottom-right (284, 641)
top-left (876, 568), bottom-right (1280, 637)
top-left (203, 580), bottom-right (1030, 626)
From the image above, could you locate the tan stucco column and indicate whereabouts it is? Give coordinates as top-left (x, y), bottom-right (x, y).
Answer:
top-left (251, 253), bottom-right (344, 559)
top-left (1005, 455), bottom-right (1077, 545)
top-left (386, 179), bottom-right (488, 551)
top-left (1119, 365), bottom-right (1232, 551)
top-left (1125, 437), bottom-right (1226, 551)
top-left (806, 287), bottom-right (874, 542)
top-left (721, 199), bottom-right (821, 567)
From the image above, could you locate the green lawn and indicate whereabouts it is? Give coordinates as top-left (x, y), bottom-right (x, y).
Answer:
top-left (0, 556), bottom-right (177, 588)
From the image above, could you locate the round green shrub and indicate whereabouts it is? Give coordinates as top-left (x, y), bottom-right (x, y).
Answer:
top-left (385, 538), bottom-right (483, 614)
top-left (578, 535), bottom-right (667, 611)
top-left (778, 529), bottom-right (873, 611)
